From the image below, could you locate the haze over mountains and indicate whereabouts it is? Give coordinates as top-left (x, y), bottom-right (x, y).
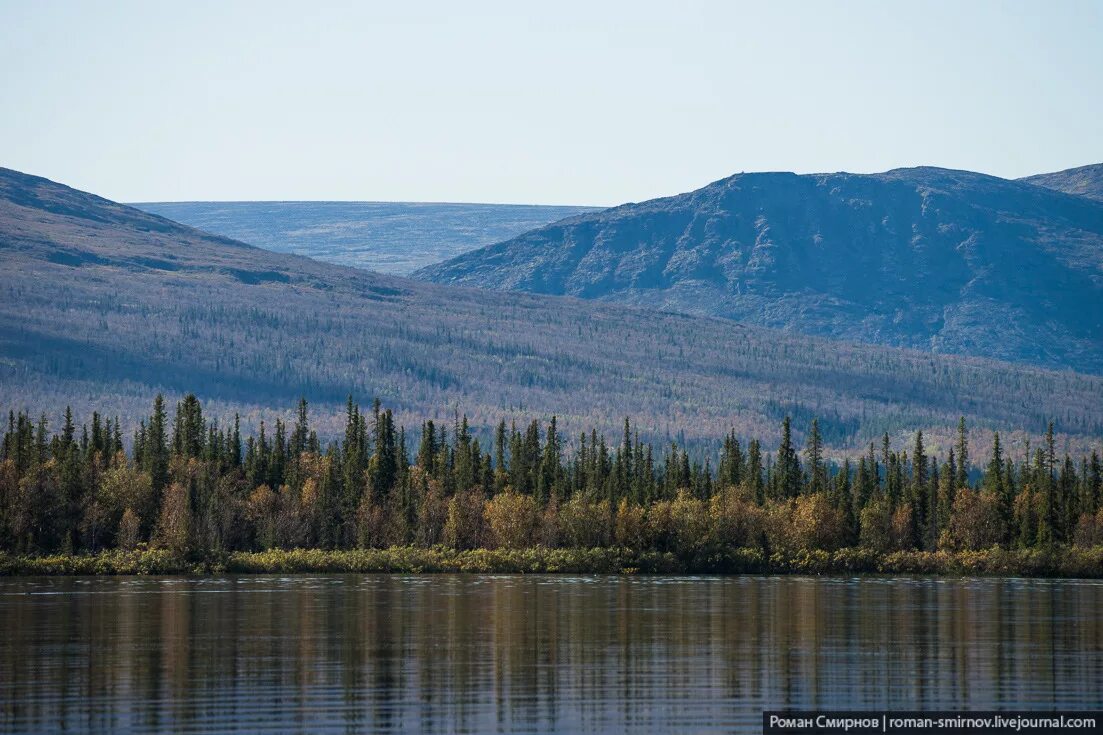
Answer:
top-left (3, 166), bottom-right (1101, 456)
top-left (131, 201), bottom-right (597, 274)
top-left (418, 165), bottom-right (1103, 374)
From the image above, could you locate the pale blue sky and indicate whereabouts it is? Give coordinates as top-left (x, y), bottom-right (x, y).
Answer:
top-left (1, 0), bottom-right (1100, 205)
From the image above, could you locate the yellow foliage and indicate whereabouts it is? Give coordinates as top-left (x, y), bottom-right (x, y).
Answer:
top-left (117, 507), bottom-right (140, 551)
top-left (299, 478), bottom-right (319, 509)
top-left (766, 494), bottom-right (847, 553)
top-left (484, 491), bottom-right (538, 549)
top-left (942, 489), bottom-right (1006, 551)
top-left (643, 500), bottom-right (674, 551)
top-left (558, 495), bottom-right (610, 548)
top-left (155, 481), bottom-right (190, 555)
top-left (443, 489), bottom-right (487, 550)
top-left (1074, 509), bottom-right (1103, 548)
top-left (614, 499), bottom-right (646, 550)
top-left (859, 497), bottom-right (896, 553)
top-left (670, 491), bottom-right (709, 557)
top-left (708, 489), bottom-right (764, 548)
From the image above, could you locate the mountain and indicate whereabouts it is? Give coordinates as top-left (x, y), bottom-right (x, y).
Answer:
top-left (130, 201), bottom-right (598, 274)
top-left (1019, 163), bottom-right (1103, 202)
top-left (416, 167), bottom-right (1103, 374)
top-left (2, 166), bottom-right (1102, 455)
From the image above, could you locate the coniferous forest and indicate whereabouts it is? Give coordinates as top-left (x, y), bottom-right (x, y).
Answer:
top-left (8, 8), bottom-right (1103, 735)
top-left (4, 394), bottom-right (1102, 574)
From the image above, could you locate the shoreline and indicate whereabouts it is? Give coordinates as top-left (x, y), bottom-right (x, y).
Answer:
top-left (3, 545), bottom-right (1103, 578)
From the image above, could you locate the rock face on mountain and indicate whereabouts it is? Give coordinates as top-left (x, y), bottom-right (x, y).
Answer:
top-left (416, 167), bottom-right (1103, 373)
top-left (1019, 163), bottom-right (1103, 202)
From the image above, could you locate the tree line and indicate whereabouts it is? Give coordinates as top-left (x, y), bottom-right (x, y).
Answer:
top-left (2, 395), bottom-right (1101, 561)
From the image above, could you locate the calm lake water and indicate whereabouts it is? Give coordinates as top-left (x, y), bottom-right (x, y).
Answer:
top-left (1, 575), bottom-right (1101, 733)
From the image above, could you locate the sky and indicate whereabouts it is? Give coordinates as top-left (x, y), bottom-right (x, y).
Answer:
top-left (1, 1), bottom-right (1101, 206)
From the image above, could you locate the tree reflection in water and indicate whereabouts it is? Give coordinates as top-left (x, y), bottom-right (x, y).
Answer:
top-left (1, 575), bottom-right (1101, 734)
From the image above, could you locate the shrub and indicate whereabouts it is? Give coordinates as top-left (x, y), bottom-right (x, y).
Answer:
top-left (859, 496), bottom-right (895, 553)
top-left (355, 492), bottom-right (388, 548)
top-left (942, 489), bottom-right (1007, 551)
top-left (2, 544), bottom-right (1102, 577)
top-left (789, 493), bottom-right (847, 551)
top-left (763, 495), bottom-right (846, 554)
top-left (708, 489), bottom-right (764, 550)
top-left (891, 503), bottom-right (916, 550)
top-left (95, 458), bottom-right (154, 544)
top-left (1073, 509), bottom-right (1103, 548)
top-left (443, 489), bottom-right (487, 550)
top-left (155, 482), bottom-right (190, 556)
top-left (117, 508), bottom-right (140, 551)
top-left (537, 497), bottom-right (561, 547)
top-left (484, 491), bottom-right (538, 549)
top-left (643, 500), bottom-right (674, 552)
top-left (614, 499), bottom-right (646, 551)
top-left (415, 481), bottom-right (448, 547)
top-left (669, 491), bottom-right (710, 561)
top-left (1013, 488), bottom-right (1046, 547)
top-left (558, 496), bottom-right (610, 548)
top-left (246, 484), bottom-right (279, 549)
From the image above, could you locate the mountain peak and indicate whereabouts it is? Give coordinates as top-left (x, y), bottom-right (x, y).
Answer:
top-left (1019, 163), bottom-right (1103, 202)
top-left (417, 166), bottom-right (1103, 373)
top-left (0, 166), bottom-right (256, 250)
top-left (10, 165), bottom-right (1103, 449)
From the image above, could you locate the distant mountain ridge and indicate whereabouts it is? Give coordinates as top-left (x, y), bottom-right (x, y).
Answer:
top-left (416, 166), bottom-right (1103, 373)
top-left (131, 200), bottom-right (598, 274)
top-left (1019, 163), bottom-right (1103, 202)
top-left (4, 166), bottom-right (1103, 454)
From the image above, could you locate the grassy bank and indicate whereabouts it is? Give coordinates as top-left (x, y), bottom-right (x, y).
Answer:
top-left (3, 545), bottom-right (1103, 577)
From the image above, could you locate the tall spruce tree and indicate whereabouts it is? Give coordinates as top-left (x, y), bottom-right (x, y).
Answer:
top-left (955, 417), bottom-right (969, 488)
top-left (776, 417), bottom-right (801, 499)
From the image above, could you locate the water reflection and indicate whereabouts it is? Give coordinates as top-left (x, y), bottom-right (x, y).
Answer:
top-left (1, 575), bottom-right (1101, 733)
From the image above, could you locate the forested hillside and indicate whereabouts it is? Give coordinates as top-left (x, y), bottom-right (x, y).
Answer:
top-left (132, 201), bottom-right (597, 274)
top-left (417, 166), bottom-right (1103, 373)
top-left (2, 167), bottom-right (1102, 458)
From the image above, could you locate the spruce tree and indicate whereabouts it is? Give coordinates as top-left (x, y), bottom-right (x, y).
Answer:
top-left (1035, 447), bottom-right (1055, 546)
top-left (776, 417), bottom-right (800, 499)
top-left (805, 418), bottom-right (826, 495)
top-left (539, 417), bottom-right (560, 506)
top-left (747, 439), bottom-right (764, 504)
top-left (145, 395), bottom-right (169, 495)
top-left (1089, 451), bottom-right (1102, 515)
top-left (911, 431), bottom-right (928, 546)
top-left (955, 417), bottom-right (969, 488)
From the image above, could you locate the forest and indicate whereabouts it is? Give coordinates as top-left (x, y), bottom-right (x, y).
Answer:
top-left (7, 165), bottom-right (1103, 463)
top-left (3, 395), bottom-right (1102, 573)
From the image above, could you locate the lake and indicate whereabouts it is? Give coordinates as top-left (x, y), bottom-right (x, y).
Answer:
top-left (2, 575), bottom-right (1101, 733)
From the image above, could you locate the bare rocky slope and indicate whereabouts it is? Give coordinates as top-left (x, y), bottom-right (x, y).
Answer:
top-left (1019, 163), bottom-right (1103, 203)
top-left (417, 166), bottom-right (1103, 374)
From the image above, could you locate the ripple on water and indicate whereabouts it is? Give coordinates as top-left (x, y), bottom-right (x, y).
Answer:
top-left (1, 574), bottom-right (1101, 734)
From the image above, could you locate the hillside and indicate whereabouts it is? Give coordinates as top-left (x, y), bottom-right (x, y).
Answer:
top-left (1019, 163), bottom-right (1103, 202)
top-left (131, 201), bottom-right (598, 274)
top-left (416, 167), bottom-right (1103, 374)
top-left (2, 167), bottom-right (1102, 457)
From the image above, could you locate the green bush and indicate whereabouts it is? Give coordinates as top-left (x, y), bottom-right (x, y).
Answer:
top-left (2, 545), bottom-right (1102, 577)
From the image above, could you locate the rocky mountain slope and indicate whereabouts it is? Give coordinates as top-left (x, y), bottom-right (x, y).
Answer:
top-left (1019, 163), bottom-right (1103, 202)
top-left (417, 167), bottom-right (1103, 373)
